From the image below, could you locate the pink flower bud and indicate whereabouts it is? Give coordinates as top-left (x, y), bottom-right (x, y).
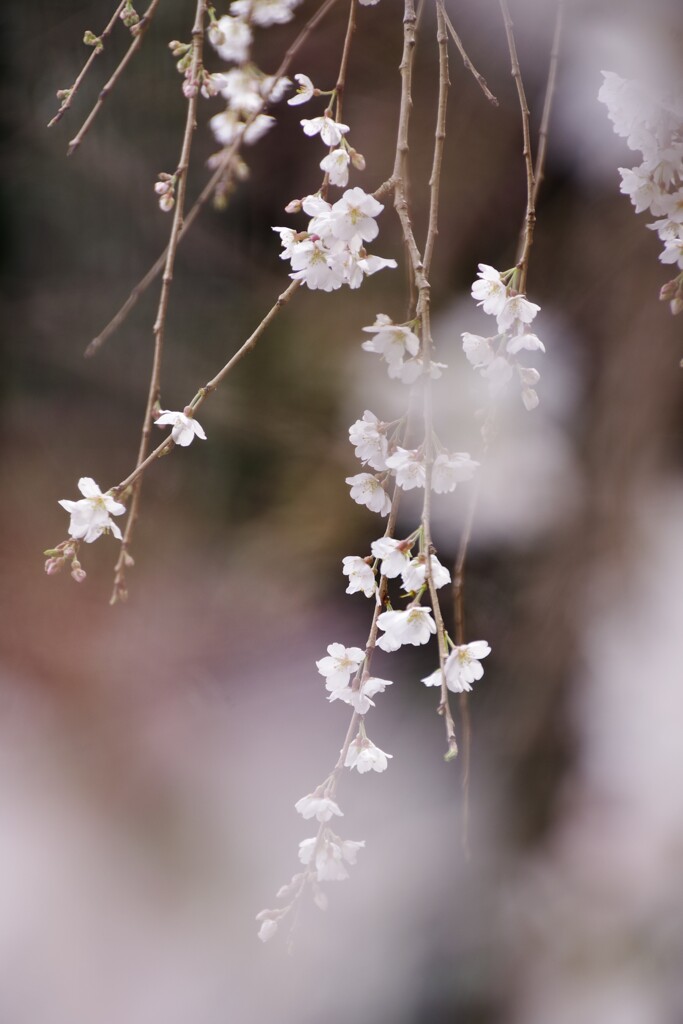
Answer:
top-left (71, 567), bottom-right (87, 583)
top-left (45, 557), bottom-right (63, 576)
top-left (159, 193), bottom-right (175, 212)
top-left (285, 198), bottom-right (302, 214)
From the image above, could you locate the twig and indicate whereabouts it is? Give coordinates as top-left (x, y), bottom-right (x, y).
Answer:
top-left (531, 0), bottom-right (564, 205)
top-left (67, 0), bottom-right (161, 157)
top-left (48, 2), bottom-right (127, 128)
top-left (443, 9), bottom-right (498, 107)
top-left (499, 0), bottom-right (535, 293)
top-left (333, 0), bottom-right (357, 123)
top-left (85, 0), bottom-right (342, 357)
top-left (423, 0), bottom-right (449, 281)
top-left (111, 0), bottom-right (205, 603)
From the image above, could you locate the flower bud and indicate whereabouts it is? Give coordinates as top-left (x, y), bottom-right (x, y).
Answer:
top-left (284, 198), bottom-right (302, 214)
top-left (45, 557), bottom-right (63, 576)
top-left (71, 566), bottom-right (87, 583)
top-left (159, 193), bottom-right (175, 212)
top-left (350, 149), bottom-right (366, 171)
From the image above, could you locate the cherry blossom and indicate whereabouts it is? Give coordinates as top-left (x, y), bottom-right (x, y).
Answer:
top-left (361, 314), bottom-right (420, 377)
top-left (209, 15), bottom-right (252, 63)
top-left (401, 553), bottom-right (451, 593)
top-left (377, 606), bottom-right (436, 651)
top-left (471, 263), bottom-right (508, 316)
top-left (155, 409), bottom-right (207, 447)
top-left (328, 675), bottom-right (393, 714)
top-left (320, 147), bottom-right (351, 187)
top-left (316, 642), bottom-right (365, 692)
top-left (431, 452), bottom-right (478, 494)
top-left (370, 536), bottom-right (413, 578)
top-left (346, 473), bottom-right (391, 516)
top-left (287, 73), bottom-right (315, 106)
top-left (298, 833), bottom-right (365, 882)
top-left (294, 793), bottom-right (343, 822)
top-left (344, 733), bottom-right (392, 774)
top-left (348, 410), bottom-right (388, 470)
top-left (300, 114), bottom-right (349, 147)
top-left (342, 555), bottom-right (376, 597)
top-left (385, 447), bottom-right (426, 490)
top-left (422, 641), bottom-right (491, 693)
top-left (59, 478), bottom-right (126, 544)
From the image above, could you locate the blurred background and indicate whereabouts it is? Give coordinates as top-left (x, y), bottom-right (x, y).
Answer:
top-left (3, 0), bottom-right (683, 1021)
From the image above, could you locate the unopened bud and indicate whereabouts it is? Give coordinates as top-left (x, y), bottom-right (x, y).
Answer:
top-left (71, 565), bottom-right (87, 583)
top-left (285, 198), bottom-right (302, 214)
top-left (45, 557), bottom-right (63, 576)
top-left (159, 193), bottom-right (175, 212)
top-left (350, 149), bottom-right (366, 171)
top-left (659, 279), bottom-right (678, 302)
top-left (83, 30), bottom-right (102, 49)
top-left (182, 78), bottom-right (198, 99)
top-left (154, 180), bottom-right (171, 195)
top-left (671, 297), bottom-right (683, 315)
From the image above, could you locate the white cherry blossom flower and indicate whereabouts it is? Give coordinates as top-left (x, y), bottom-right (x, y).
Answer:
top-left (431, 452), bottom-right (478, 494)
top-left (361, 314), bottom-right (420, 375)
top-left (209, 15), bottom-right (252, 63)
top-left (377, 606), bottom-right (436, 651)
top-left (289, 237), bottom-right (345, 291)
top-left (156, 409), bottom-right (207, 447)
top-left (496, 294), bottom-right (541, 333)
top-left (342, 555), bottom-right (376, 597)
top-left (506, 331), bottom-right (546, 356)
top-left (294, 793), bottom-right (343, 822)
top-left (231, 0), bottom-right (301, 27)
top-left (344, 733), bottom-right (392, 774)
top-left (348, 410), bottom-right (388, 470)
top-left (255, 914), bottom-right (278, 943)
top-left (59, 478), bottom-right (126, 544)
top-left (462, 331), bottom-right (494, 368)
top-left (287, 73), bottom-right (315, 105)
top-left (328, 187), bottom-right (383, 242)
top-left (471, 264), bottom-right (507, 316)
top-left (422, 641), bottom-right (491, 693)
top-left (482, 355), bottom-right (514, 395)
top-left (328, 675), bottom-right (393, 715)
top-left (346, 473), bottom-right (391, 516)
top-left (370, 536), bottom-right (412, 578)
top-left (300, 114), bottom-right (349, 147)
top-left (320, 148), bottom-right (351, 187)
top-left (401, 554), bottom-right (451, 593)
top-left (385, 447), bottom-right (426, 490)
top-left (298, 833), bottom-right (365, 882)
top-left (316, 642), bottom-right (365, 692)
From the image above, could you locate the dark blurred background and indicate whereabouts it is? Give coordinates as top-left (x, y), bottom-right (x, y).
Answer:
top-left (2, 1), bottom-right (683, 1021)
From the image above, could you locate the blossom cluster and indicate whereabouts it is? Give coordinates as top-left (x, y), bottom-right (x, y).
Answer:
top-left (599, 71), bottom-right (683, 312)
top-left (462, 264), bottom-right (545, 411)
top-left (346, 408), bottom-right (478, 517)
top-left (274, 189), bottom-right (397, 291)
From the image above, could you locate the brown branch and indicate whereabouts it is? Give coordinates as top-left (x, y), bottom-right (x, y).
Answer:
top-left (48, 2), bottom-right (127, 128)
top-left (423, 0), bottom-right (449, 281)
top-left (67, 0), bottom-right (161, 157)
top-left (111, 0), bottom-right (205, 602)
top-left (532, 0), bottom-right (564, 206)
top-left (499, 0), bottom-right (535, 294)
top-left (443, 9), bottom-right (498, 107)
top-left (86, 0), bottom-right (342, 357)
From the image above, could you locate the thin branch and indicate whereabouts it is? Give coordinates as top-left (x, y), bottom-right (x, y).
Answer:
top-left (48, 2), bottom-right (127, 128)
top-left (423, 0), bottom-right (449, 281)
top-left (443, 9), bottom-right (498, 107)
top-left (85, 0), bottom-right (342, 357)
top-left (333, 0), bottom-right (357, 122)
top-left (111, 0), bottom-right (205, 602)
top-left (531, 0), bottom-right (564, 206)
top-left (499, 0), bottom-right (535, 293)
top-left (67, 0), bottom-right (161, 157)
